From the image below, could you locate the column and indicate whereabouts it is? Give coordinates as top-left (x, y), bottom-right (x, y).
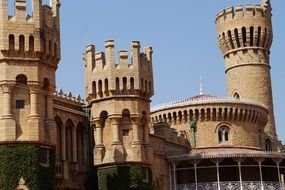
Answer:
top-left (143, 117), bottom-right (150, 144)
top-left (61, 125), bottom-right (66, 160)
top-left (259, 162), bottom-right (264, 190)
top-left (29, 85), bottom-right (39, 117)
top-left (95, 120), bottom-right (103, 146)
top-left (238, 162), bottom-right (243, 190)
top-left (111, 117), bottom-right (121, 144)
top-left (173, 162), bottom-right (177, 190)
top-left (1, 82), bottom-right (15, 118)
top-left (194, 164), bottom-right (198, 190)
top-left (216, 162), bottom-right (221, 190)
top-left (132, 117), bottom-right (141, 144)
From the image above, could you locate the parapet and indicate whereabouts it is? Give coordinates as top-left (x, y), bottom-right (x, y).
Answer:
top-left (84, 40), bottom-right (153, 72)
top-left (216, 3), bottom-right (271, 25)
top-left (53, 89), bottom-right (85, 104)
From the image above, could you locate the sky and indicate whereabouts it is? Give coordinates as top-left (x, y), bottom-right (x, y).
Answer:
top-left (53, 1), bottom-right (285, 141)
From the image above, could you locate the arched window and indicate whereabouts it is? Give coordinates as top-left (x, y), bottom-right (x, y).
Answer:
top-left (19, 35), bottom-right (25, 52)
top-left (104, 78), bottom-right (109, 95)
top-left (43, 78), bottom-right (50, 91)
top-left (92, 81), bottom-right (96, 94)
top-left (122, 109), bottom-right (130, 118)
top-left (116, 77), bottom-right (120, 92)
top-left (130, 77), bottom-right (134, 91)
top-left (29, 35), bottom-right (34, 51)
top-left (218, 126), bottom-right (230, 143)
top-left (9, 34), bottom-right (15, 50)
top-left (16, 74), bottom-right (27, 85)
top-left (265, 138), bottom-right (272, 151)
top-left (123, 77), bottom-right (127, 93)
top-left (65, 119), bottom-right (74, 163)
top-left (234, 92), bottom-right (240, 100)
top-left (98, 80), bottom-right (103, 97)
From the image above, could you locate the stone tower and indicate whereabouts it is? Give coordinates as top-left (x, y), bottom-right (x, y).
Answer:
top-left (216, 1), bottom-right (277, 146)
top-left (0, 0), bottom-right (60, 143)
top-left (84, 40), bottom-right (153, 167)
top-left (0, 0), bottom-right (60, 188)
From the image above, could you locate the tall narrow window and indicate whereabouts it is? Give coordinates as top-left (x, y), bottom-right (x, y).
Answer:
top-left (227, 30), bottom-right (234, 49)
top-left (123, 77), bottom-right (127, 93)
top-left (104, 78), bottom-right (109, 96)
top-left (116, 77), bottom-right (120, 93)
top-left (234, 28), bottom-right (241, 48)
top-left (234, 92), bottom-right (240, 100)
top-left (19, 35), bottom-right (25, 52)
top-left (262, 28), bottom-right (267, 47)
top-left (29, 35), bottom-right (34, 51)
top-left (250, 27), bottom-right (254, 46)
top-left (242, 27), bottom-right (247, 47)
top-left (130, 77), bottom-right (134, 91)
top-left (92, 81), bottom-right (96, 94)
top-left (98, 80), bottom-right (103, 97)
top-left (257, 27), bottom-right (261, 46)
top-left (9, 34), bottom-right (15, 50)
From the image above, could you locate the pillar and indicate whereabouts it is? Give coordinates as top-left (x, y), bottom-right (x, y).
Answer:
top-left (0, 82), bottom-right (16, 141)
top-left (95, 120), bottom-right (103, 146)
top-left (29, 84), bottom-right (40, 118)
top-left (72, 126), bottom-right (77, 163)
top-left (132, 117), bottom-right (141, 144)
top-left (172, 162), bottom-right (176, 190)
top-left (110, 117), bottom-right (121, 144)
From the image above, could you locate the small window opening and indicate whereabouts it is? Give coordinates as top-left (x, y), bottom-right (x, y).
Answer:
top-left (218, 126), bottom-right (230, 143)
top-left (9, 34), bottom-right (15, 50)
top-left (16, 74), bottom-right (27, 85)
top-left (29, 35), bottom-right (34, 51)
top-left (242, 27), bottom-right (247, 47)
top-left (19, 35), bottom-right (25, 52)
top-left (234, 28), bottom-right (241, 48)
top-left (16, 100), bottom-right (25, 109)
top-left (122, 129), bottom-right (129, 136)
top-left (265, 138), bottom-right (272, 151)
top-left (234, 92), bottom-right (240, 100)
top-left (250, 27), bottom-right (254, 46)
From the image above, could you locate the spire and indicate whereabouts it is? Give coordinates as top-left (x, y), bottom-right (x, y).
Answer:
top-left (199, 77), bottom-right (204, 95)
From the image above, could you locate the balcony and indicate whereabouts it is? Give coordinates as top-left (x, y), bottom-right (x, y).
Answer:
top-left (175, 181), bottom-right (284, 190)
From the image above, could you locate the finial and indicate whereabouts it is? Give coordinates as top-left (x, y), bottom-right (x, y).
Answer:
top-left (199, 77), bottom-right (204, 95)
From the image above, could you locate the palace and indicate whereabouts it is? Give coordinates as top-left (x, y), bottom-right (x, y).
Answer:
top-left (0, 0), bottom-right (284, 190)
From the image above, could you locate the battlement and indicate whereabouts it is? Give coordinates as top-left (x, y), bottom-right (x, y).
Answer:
top-left (216, 2), bottom-right (271, 25)
top-left (84, 40), bottom-right (152, 72)
top-left (216, 2), bottom-right (273, 56)
top-left (0, 0), bottom-right (61, 64)
top-left (84, 40), bottom-right (154, 101)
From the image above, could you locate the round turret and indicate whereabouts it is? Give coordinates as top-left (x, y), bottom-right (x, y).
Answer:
top-left (215, 1), bottom-right (277, 146)
top-left (84, 40), bottom-right (154, 166)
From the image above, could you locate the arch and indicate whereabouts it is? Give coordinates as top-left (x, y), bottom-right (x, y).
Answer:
top-left (65, 118), bottom-right (74, 163)
top-left (218, 125), bottom-right (230, 143)
top-left (163, 114), bottom-right (167, 122)
top-left (19, 35), bottom-right (25, 52)
top-left (55, 116), bottom-right (63, 161)
top-left (122, 109), bottom-right (130, 118)
top-left (9, 34), bottom-right (15, 50)
top-left (233, 92), bottom-right (240, 99)
top-left (29, 35), bottom-right (34, 51)
top-left (16, 74), bottom-right (27, 85)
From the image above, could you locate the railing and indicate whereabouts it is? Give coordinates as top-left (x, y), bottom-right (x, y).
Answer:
top-left (175, 181), bottom-right (284, 190)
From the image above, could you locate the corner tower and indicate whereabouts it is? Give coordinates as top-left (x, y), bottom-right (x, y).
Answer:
top-left (0, 0), bottom-right (60, 189)
top-left (84, 40), bottom-right (154, 182)
top-left (216, 1), bottom-right (277, 145)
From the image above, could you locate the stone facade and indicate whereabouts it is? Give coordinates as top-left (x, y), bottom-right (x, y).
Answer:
top-left (1, 0), bottom-right (284, 189)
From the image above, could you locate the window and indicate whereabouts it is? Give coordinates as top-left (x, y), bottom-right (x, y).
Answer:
top-left (16, 100), bottom-right (25, 109)
top-left (218, 126), bottom-right (230, 143)
top-left (39, 147), bottom-right (50, 167)
top-left (142, 167), bottom-right (150, 182)
top-left (122, 129), bottom-right (129, 136)
top-left (233, 92), bottom-right (240, 100)
top-left (265, 138), bottom-right (272, 151)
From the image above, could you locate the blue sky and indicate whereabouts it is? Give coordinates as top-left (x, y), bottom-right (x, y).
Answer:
top-left (56, 0), bottom-right (285, 141)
